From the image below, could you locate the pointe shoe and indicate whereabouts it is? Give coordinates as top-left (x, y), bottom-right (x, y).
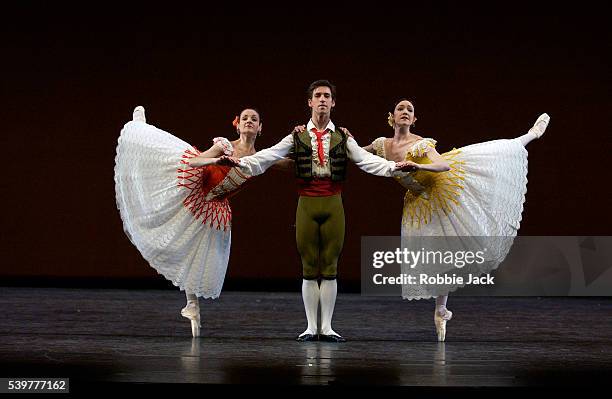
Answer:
top-left (181, 301), bottom-right (201, 338)
top-left (133, 106), bottom-right (146, 122)
top-left (434, 308), bottom-right (453, 342)
top-left (528, 113), bottom-right (550, 139)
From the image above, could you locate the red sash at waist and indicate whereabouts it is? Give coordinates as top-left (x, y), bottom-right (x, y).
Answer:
top-left (296, 178), bottom-right (343, 197)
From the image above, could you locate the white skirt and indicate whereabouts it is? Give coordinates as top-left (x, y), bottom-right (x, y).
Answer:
top-left (114, 120), bottom-right (231, 298)
top-left (401, 138), bottom-right (528, 300)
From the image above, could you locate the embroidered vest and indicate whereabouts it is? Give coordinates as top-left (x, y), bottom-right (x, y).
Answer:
top-left (293, 129), bottom-right (348, 181)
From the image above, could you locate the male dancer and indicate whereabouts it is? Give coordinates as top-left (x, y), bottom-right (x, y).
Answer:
top-left (225, 80), bottom-right (414, 342)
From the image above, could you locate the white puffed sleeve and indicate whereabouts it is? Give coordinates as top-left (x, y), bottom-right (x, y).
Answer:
top-left (238, 134), bottom-right (294, 176)
top-left (347, 137), bottom-right (397, 177)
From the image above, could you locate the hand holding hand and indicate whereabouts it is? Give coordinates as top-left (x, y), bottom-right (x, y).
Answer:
top-left (395, 161), bottom-right (420, 172)
top-left (216, 156), bottom-right (242, 167)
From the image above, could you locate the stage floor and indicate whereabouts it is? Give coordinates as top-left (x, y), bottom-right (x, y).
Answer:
top-left (0, 288), bottom-right (611, 392)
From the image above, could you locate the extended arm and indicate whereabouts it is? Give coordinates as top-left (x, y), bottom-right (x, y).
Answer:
top-left (417, 147), bottom-right (450, 172)
top-left (238, 134), bottom-right (294, 176)
top-left (347, 137), bottom-right (397, 177)
top-left (188, 145), bottom-right (225, 167)
top-left (270, 157), bottom-right (295, 172)
top-left (362, 143), bottom-right (376, 154)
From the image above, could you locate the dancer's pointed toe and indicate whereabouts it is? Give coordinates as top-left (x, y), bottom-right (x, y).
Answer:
top-left (133, 106), bottom-right (146, 122)
top-left (435, 308), bottom-right (453, 342)
top-left (181, 302), bottom-right (201, 338)
top-left (529, 113), bottom-right (550, 139)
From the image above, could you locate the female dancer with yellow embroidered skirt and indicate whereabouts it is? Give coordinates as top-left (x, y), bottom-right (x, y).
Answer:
top-left (114, 106), bottom-right (260, 337)
top-left (364, 99), bottom-right (550, 341)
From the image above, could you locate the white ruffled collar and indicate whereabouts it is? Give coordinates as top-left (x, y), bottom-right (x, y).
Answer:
top-left (306, 120), bottom-right (335, 168)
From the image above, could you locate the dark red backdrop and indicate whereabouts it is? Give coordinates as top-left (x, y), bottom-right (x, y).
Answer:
top-left (2, 6), bottom-right (610, 288)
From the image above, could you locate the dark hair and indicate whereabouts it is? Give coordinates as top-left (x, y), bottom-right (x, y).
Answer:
top-left (307, 80), bottom-right (336, 100)
top-left (239, 107), bottom-right (262, 122)
top-left (392, 98), bottom-right (415, 111)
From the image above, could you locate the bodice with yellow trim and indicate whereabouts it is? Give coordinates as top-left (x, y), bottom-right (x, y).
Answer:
top-left (373, 137), bottom-right (466, 228)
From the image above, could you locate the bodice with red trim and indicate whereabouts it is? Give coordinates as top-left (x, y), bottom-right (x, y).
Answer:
top-left (176, 140), bottom-right (251, 230)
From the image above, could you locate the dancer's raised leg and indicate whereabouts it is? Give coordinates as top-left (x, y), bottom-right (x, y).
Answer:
top-left (518, 113), bottom-right (550, 146)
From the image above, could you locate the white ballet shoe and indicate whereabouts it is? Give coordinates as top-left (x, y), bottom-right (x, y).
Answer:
top-left (434, 307), bottom-right (453, 342)
top-left (528, 113), bottom-right (550, 139)
top-left (180, 301), bottom-right (201, 338)
top-left (133, 106), bottom-right (146, 123)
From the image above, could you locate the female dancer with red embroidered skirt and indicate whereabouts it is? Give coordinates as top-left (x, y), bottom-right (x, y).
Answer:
top-left (114, 106), bottom-right (261, 337)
